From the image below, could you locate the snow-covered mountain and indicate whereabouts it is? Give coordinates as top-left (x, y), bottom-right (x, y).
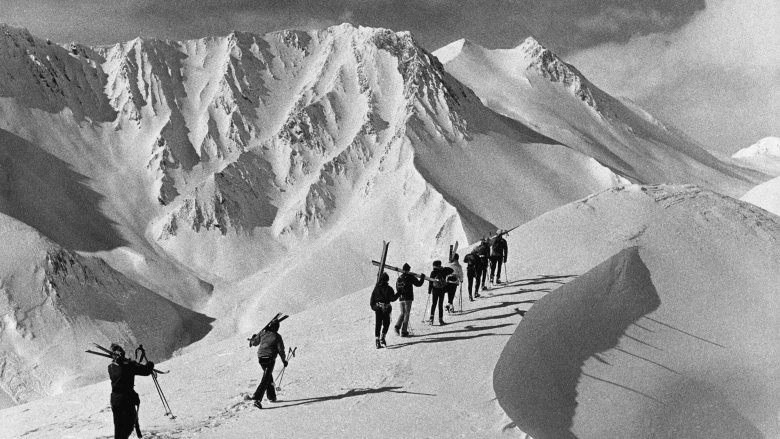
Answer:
top-left (0, 22), bottom-right (609, 403)
top-left (0, 211), bottom-right (213, 406)
top-left (0, 21), bottom-right (771, 409)
top-left (433, 38), bottom-right (767, 196)
top-left (730, 136), bottom-right (780, 176)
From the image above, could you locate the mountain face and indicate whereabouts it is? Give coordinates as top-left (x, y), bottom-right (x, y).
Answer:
top-left (0, 22), bottom-right (766, 404)
top-left (0, 212), bottom-right (213, 405)
top-left (433, 37), bottom-right (768, 197)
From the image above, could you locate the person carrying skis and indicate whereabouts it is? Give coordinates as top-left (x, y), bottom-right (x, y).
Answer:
top-left (370, 271), bottom-right (399, 348)
top-left (463, 251), bottom-right (478, 300)
top-left (247, 320), bottom-right (288, 408)
top-left (490, 230), bottom-right (509, 284)
top-left (476, 237), bottom-right (490, 292)
top-left (445, 253), bottom-right (463, 313)
top-left (393, 263), bottom-right (426, 337)
top-left (428, 260), bottom-right (453, 325)
top-left (107, 343), bottom-right (155, 439)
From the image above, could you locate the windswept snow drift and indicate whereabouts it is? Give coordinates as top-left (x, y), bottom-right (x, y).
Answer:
top-left (740, 174), bottom-right (780, 216)
top-left (495, 184), bottom-right (780, 438)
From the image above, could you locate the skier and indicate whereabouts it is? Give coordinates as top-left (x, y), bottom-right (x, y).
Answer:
top-left (370, 271), bottom-right (399, 348)
top-left (428, 260), bottom-right (453, 325)
top-left (490, 230), bottom-right (509, 284)
top-left (107, 343), bottom-right (155, 439)
top-left (445, 254), bottom-right (463, 313)
top-left (476, 237), bottom-right (490, 292)
top-left (246, 320), bottom-right (288, 408)
top-left (393, 263), bottom-right (426, 337)
top-left (463, 251), bottom-right (478, 300)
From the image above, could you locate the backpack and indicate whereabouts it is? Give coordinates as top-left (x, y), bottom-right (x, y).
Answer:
top-left (396, 274), bottom-right (406, 292)
top-left (491, 237), bottom-right (505, 255)
top-left (248, 331), bottom-right (262, 347)
top-left (431, 272), bottom-right (447, 289)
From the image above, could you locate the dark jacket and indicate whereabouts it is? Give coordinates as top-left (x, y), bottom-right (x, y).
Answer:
top-left (491, 236), bottom-right (508, 261)
top-left (476, 242), bottom-right (490, 267)
top-left (256, 329), bottom-right (286, 361)
top-left (108, 359), bottom-right (154, 395)
top-left (463, 253), bottom-right (477, 274)
top-left (428, 266), bottom-right (454, 294)
top-left (370, 280), bottom-right (398, 311)
top-left (396, 272), bottom-right (425, 301)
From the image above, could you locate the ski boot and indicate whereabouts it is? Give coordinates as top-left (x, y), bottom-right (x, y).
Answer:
top-left (253, 400), bottom-right (263, 409)
top-left (376, 338), bottom-right (383, 349)
top-left (380, 337), bottom-right (387, 348)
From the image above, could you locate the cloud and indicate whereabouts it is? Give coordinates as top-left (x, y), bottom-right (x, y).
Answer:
top-left (567, 0), bottom-right (780, 153)
top-left (575, 7), bottom-right (680, 36)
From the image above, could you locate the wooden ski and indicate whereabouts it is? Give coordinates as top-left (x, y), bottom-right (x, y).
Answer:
top-left (371, 260), bottom-right (430, 282)
top-left (449, 241), bottom-right (459, 261)
top-left (376, 241), bottom-right (390, 282)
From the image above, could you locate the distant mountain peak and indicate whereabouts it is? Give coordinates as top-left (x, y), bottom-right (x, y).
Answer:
top-left (515, 36), bottom-right (598, 109)
top-left (732, 136), bottom-right (780, 159)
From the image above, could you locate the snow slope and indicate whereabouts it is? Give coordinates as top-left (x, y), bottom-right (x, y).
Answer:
top-left (434, 38), bottom-right (767, 197)
top-left (741, 174), bottom-right (780, 216)
top-left (495, 184), bottom-right (780, 438)
top-left (4, 184), bottom-right (780, 438)
top-left (2, 273), bottom-right (558, 439)
top-left (0, 212), bottom-right (213, 407)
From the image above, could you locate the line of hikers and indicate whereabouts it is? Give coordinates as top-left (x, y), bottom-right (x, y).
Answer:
top-left (105, 231), bottom-right (509, 436)
top-left (369, 231), bottom-right (509, 348)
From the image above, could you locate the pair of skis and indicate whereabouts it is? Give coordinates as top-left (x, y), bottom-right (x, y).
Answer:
top-left (248, 313), bottom-right (290, 346)
top-left (86, 343), bottom-right (168, 374)
top-left (372, 239), bottom-right (460, 281)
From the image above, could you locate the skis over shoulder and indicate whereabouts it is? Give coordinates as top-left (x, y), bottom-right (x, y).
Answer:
top-left (376, 241), bottom-right (390, 282)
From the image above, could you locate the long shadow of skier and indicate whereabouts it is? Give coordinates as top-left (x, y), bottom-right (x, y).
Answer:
top-left (387, 331), bottom-right (512, 349)
top-left (267, 386), bottom-right (435, 409)
top-left (456, 299), bottom-right (536, 316)
top-left (388, 323), bottom-right (515, 349)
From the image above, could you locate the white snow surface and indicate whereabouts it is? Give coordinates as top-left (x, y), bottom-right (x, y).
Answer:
top-left (495, 184), bottom-right (780, 438)
top-left (730, 137), bottom-right (780, 176)
top-left (741, 174), bottom-right (780, 216)
top-left (4, 184), bottom-right (780, 438)
top-left (733, 136), bottom-right (780, 158)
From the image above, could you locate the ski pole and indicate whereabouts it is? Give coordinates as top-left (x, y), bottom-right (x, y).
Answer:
top-left (275, 347), bottom-right (296, 391)
top-left (459, 282), bottom-right (463, 313)
top-left (422, 293), bottom-right (430, 322)
top-left (136, 345), bottom-right (175, 419)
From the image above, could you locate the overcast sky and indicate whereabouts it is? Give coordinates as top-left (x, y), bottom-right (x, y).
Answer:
top-left (1, 0), bottom-right (776, 153)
